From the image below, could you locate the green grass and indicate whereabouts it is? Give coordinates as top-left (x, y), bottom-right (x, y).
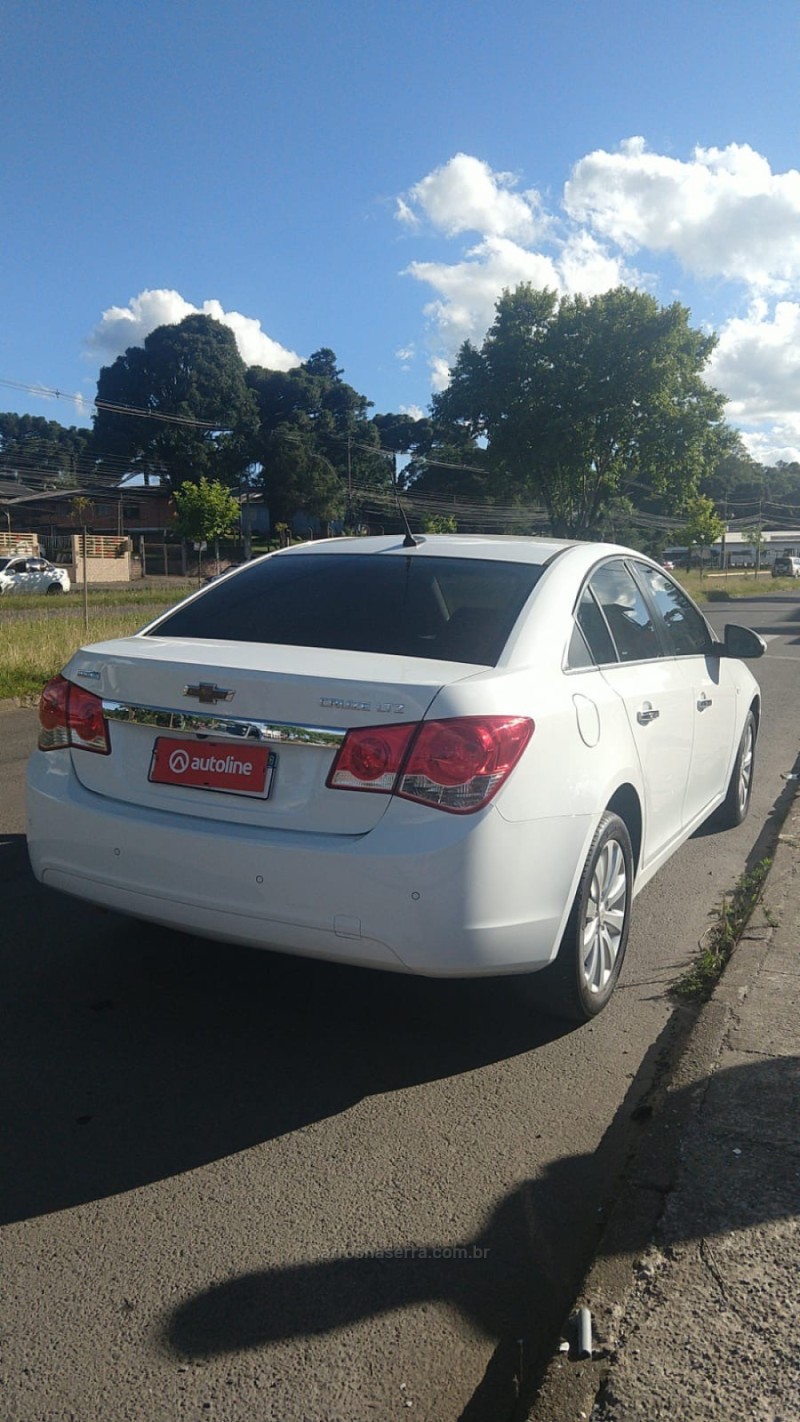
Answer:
top-left (0, 604), bottom-right (178, 699)
top-left (674, 569), bottom-right (799, 601)
top-left (672, 858), bottom-right (772, 1000)
top-left (0, 586), bottom-right (195, 613)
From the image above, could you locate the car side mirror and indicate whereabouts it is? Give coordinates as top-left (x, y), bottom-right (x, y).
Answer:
top-left (716, 624), bottom-right (766, 659)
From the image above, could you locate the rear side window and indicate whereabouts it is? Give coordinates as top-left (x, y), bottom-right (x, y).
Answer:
top-left (148, 553), bottom-right (543, 666)
top-left (573, 586), bottom-right (617, 666)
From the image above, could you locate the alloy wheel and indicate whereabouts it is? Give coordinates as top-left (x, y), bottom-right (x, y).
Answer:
top-left (737, 721), bottom-right (754, 816)
top-left (581, 838), bottom-right (628, 996)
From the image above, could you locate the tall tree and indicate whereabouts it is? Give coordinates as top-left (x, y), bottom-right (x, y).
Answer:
top-left (92, 315), bottom-right (258, 489)
top-left (434, 285), bottom-right (734, 538)
top-left (0, 413), bottom-right (91, 487)
top-left (371, 410), bottom-right (492, 530)
top-left (247, 350), bottom-right (390, 525)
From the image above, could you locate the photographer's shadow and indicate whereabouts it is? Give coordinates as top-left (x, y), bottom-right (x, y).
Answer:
top-left (163, 1054), bottom-right (800, 1416)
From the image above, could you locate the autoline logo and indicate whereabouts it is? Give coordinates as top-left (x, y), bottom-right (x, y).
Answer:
top-left (168, 748), bottom-right (254, 776)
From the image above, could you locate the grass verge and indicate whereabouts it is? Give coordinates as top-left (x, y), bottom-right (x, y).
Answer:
top-left (0, 586), bottom-right (194, 613)
top-left (674, 570), bottom-right (799, 600)
top-left (672, 857), bottom-right (772, 1000)
top-left (0, 606), bottom-right (176, 700)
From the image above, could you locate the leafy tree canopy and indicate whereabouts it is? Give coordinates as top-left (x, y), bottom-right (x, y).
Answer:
top-left (701, 447), bottom-right (800, 524)
top-left (92, 315), bottom-right (258, 490)
top-left (247, 349), bottom-right (390, 525)
top-left (433, 285), bottom-right (734, 538)
top-left (680, 493), bottom-right (725, 550)
top-left (0, 412), bottom-right (91, 487)
top-left (172, 476), bottom-right (240, 543)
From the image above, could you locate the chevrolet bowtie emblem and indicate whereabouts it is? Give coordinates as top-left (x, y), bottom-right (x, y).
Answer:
top-left (183, 682), bottom-right (235, 704)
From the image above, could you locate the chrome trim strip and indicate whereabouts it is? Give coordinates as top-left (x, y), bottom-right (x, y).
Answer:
top-left (102, 700), bottom-right (347, 748)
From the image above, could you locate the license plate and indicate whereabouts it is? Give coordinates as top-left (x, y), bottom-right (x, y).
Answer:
top-left (149, 737), bottom-right (275, 798)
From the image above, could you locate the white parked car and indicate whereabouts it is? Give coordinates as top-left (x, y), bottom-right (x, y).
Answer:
top-left (26, 535), bottom-right (764, 1020)
top-left (0, 555), bottom-right (71, 595)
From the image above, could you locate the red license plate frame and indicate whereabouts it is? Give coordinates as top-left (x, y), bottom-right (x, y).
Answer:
top-left (148, 737), bottom-right (276, 798)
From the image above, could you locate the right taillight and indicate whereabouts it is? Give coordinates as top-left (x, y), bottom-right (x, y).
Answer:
top-left (327, 715), bottom-right (533, 813)
top-left (398, 716), bottom-right (533, 812)
top-left (38, 674), bottom-right (110, 754)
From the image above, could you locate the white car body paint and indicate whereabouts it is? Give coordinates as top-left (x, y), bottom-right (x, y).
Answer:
top-left (26, 534), bottom-right (761, 984)
top-left (0, 556), bottom-right (71, 594)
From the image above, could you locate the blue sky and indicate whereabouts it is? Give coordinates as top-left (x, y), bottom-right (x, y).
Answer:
top-left (3, 0), bottom-right (800, 464)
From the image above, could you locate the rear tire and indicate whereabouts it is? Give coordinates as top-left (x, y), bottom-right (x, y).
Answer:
top-left (532, 812), bottom-right (633, 1022)
top-left (717, 710), bottom-right (757, 829)
top-left (46, 583), bottom-right (64, 595)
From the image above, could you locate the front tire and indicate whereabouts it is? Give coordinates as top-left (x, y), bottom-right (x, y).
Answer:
top-left (46, 583), bottom-right (64, 595)
top-left (717, 710), bottom-right (757, 829)
top-left (534, 812), bottom-right (634, 1022)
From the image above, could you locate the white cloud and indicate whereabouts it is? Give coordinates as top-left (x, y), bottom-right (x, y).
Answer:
top-left (558, 230), bottom-right (636, 297)
top-left (87, 289), bottom-right (301, 370)
top-left (565, 139), bottom-right (800, 292)
top-left (398, 144), bottom-right (800, 462)
top-left (395, 197), bottom-right (419, 229)
top-left (399, 153), bottom-right (546, 243)
top-left (399, 403), bottom-right (425, 420)
top-left (397, 155), bottom-right (637, 390)
top-left (710, 299), bottom-right (800, 420)
top-left (738, 425), bottom-right (800, 466)
top-left (430, 357), bottom-right (452, 393)
top-left (407, 235), bottom-right (563, 355)
top-left (708, 300), bottom-right (800, 463)
top-left (404, 233), bottom-right (633, 396)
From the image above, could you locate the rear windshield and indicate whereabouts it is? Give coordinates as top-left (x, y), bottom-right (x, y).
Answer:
top-left (148, 553), bottom-right (543, 665)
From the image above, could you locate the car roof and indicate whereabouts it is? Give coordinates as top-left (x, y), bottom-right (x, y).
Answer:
top-left (272, 533), bottom-right (584, 565)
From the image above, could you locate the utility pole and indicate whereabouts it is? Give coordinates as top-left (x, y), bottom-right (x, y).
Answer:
top-left (346, 436), bottom-right (352, 529)
top-left (82, 526), bottom-right (89, 634)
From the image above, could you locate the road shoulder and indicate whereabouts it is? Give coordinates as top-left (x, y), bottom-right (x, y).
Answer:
top-left (530, 790), bottom-right (800, 1422)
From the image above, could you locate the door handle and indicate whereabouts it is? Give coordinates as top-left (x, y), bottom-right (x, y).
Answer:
top-left (697, 695), bottom-right (713, 711)
top-left (637, 705), bottom-right (660, 725)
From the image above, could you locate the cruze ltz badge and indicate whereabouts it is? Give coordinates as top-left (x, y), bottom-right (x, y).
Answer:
top-left (319, 697), bottom-right (405, 713)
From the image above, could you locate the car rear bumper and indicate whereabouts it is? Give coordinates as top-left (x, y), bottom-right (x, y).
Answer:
top-left (27, 750), bottom-right (593, 977)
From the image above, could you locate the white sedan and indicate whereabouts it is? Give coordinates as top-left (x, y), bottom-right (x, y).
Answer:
top-left (0, 555), bottom-right (71, 595)
top-left (26, 534), bottom-right (764, 1020)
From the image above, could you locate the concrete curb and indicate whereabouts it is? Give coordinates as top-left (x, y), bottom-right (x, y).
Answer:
top-left (0, 696), bottom-right (39, 713)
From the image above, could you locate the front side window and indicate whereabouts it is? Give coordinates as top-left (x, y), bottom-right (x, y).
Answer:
top-left (587, 561), bottom-right (662, 663)
top-left (634, 563), bottom-right (712, 657)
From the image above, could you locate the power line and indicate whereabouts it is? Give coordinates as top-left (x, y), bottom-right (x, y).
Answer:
top-left (5, 374), bottom-right (800, 531)
top-left (0, 378), bottom-right (227, 431)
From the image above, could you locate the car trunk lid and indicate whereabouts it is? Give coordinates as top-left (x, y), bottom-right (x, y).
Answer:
top-left (62, 636), bottom-right (467, 833)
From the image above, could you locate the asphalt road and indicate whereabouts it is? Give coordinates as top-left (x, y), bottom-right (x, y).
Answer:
top-left (2, 594), bottom-right (798, 1422)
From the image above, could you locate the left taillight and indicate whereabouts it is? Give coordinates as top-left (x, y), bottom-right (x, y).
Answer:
top-left (327, 715), bottom-right (533, 814)
top-left (38, 674), bottom-right (110, 754)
